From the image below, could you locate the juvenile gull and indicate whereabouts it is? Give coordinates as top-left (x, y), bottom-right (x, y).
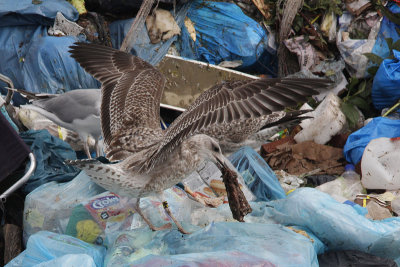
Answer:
top-left (66, 43), bottom-right (331, 234)
top-left (21, 89), bottom-right (102, 158)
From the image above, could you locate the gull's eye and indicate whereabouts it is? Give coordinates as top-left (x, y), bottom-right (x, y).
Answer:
top-left (212, 144), bottom-right (220, 152)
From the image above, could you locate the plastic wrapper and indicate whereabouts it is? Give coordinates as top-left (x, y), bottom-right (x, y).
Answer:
top-left (228, 146), bottom-right (286, 201)
top-left (5, 231), bottom-right (105, 267)
top-left (104, 222), bottom-right (318, 266)
top-left (343, 117), bottom-right (400, 165)
top-left (336, 11), bottom-right (381, 78)
top-left (177, 0), bottom-right (277, 75)
top-left (371, 50), bottom-right (400, 111)
top-left (23, 171), bottom-right (105, 244)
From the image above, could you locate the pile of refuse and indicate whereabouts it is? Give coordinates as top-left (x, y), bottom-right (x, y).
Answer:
top-left (1, 0), bottom-right (400, 266)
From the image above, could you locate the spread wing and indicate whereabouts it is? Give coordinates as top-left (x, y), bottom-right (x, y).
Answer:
top-left (69, 43), bottom-right (165, 160)
top-left (143, 78), bottom-right (331, 170)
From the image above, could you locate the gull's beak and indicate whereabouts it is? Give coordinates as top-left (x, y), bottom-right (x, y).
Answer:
top-left (213, 153), bottom-right (226, 170)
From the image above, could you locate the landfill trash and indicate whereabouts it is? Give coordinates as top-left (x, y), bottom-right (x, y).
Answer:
top-left (104, 222), bottom-right (318, 266)
top-left (294, 93), bottom-right (347, 145)
top-left (48, 12), bottom-right (84, 37)
top-left (361, 137), bottom-right (400, 190)
top-left (145, 9), bottom-right (181, 44)
top-left (23, 171), bottom-right (105, 244)
top-left (19, 129), bottom-right (80, 193)
top-left (184, 17), bottom-right (196, 42)
top-left (365, 201), bottom-right (393, 220)
top-left (178, 0), bottom-right (277, 74)
top-left (259, 188), bottom-right (400, 263)
top-left (321, 11), bottom-right (337, 42)
top-left (182, 158), bottom-right (256, 204)
top-left (65, 191), bottom-right (136, 245)
top-left (306, 175), bottom-right (337, 186)
top-left (344, 117), bottom-right (400, 165)
top-left (264, 140), bottom-right (345, 176)
top-left (336, 11), bottom-right (381, 78)
top-left (5, 231), bottom-right (105, 267)
top-left (316, 164), bottom-right (365, 203)
top-left (284, 35), bottom-right (324, 71)
top-left (274, 170), bottom-right (305, 194)
top-left (317, 250), bottom-right (397, 267)
top-left (228, 146), bottom-right (286, 201)
top-left (372, 50), bottom-right (400, 111)
top-left (392, 197), bottom-right (400, 215)
top-left (354, 192), bottom-right (395, 213)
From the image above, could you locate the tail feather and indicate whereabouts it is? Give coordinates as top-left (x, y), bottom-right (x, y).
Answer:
top-left (260, 110), bottom-right (312, 130)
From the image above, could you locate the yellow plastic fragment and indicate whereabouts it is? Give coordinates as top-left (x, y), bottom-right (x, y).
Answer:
top-left (68, 0), bottom-right (87, 15)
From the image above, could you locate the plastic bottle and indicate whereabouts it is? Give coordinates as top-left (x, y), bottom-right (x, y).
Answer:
top-left (316, 164), bottom-right (364, 202)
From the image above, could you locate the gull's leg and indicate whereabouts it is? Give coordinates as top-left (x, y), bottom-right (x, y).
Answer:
top-left (133, 198), bottom-right (172, 231)
top-left (94, 137), bottom-right (100, 157)
top-left (83, 136), bottom-right (92, 159)
top-left (157, 192), bottom-right (191, 234)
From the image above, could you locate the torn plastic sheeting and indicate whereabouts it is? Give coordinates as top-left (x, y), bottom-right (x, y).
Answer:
top-left (0, 0), bottom-right (78, 27)
top-left (6, 231), bottom-right (105, 267)
top-left (0, 25), bottom-right (48, 105)
top-left (260, 188), bottom-right (400, 264)
top-left (228, 146), bottom-right (286, 201)
top-left (109, 2), bottom-right (192, 66)
top-left (21, 36), bottom-right (100, 94)
top-left (371, 2), bottom-right (400, 61)
top-left (105, 222), bottom-right (319, 266)
top-left (371, 50), bottom-right (400, 111)
top-left (343, 117), bottom-right (400, 165)
top-left (20, 129), bottom-right (80, 193)
top-left (177, 0), bottom-right (277, 75)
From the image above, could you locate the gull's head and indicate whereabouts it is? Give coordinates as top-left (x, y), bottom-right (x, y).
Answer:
top-left (187, 134), bottom-right (225, 165)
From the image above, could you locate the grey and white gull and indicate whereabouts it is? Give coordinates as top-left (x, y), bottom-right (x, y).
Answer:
top-left (66, 43), bottom-right (331, 234)
top-left (19, 89), bottom-right (102, 158)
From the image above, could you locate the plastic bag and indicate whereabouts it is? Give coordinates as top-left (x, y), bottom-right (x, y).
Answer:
top-left (19, 129), bottom-right (80, 192)
top-left (371, 50), bottom-right (400, 111)
top-left (318, 250), bottom-right (397, 267)
top-left (23, 171), bottom-right (105, 244)
top-left (0, 0), bottom-right (78, 27)
top-left (177, 0), bottom-right (277, 75)
top-left (104, 222), bottom-right (318, 266)
top-left (263, 188), bottom-right (400, 263)
top-left (34, 254), bottom-right (97, 267)
top-left (228, 146), bottom-right (286, 201)
top-left (14, 231), bottom-right (105, 267)
top-left (343, 117), bottom-right (400, 165)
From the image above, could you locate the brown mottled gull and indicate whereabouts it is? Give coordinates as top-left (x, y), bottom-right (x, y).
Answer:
top-left (66, 43), bottom-right (331, 234)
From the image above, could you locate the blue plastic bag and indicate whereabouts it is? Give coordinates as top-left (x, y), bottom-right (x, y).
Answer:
top-left (7, 231), bottom-right (105, 267)
top-left (260, 188), bottom-right (400, 264)
top-left (105, 222), bottom-right (318, 266)
top-left (0, 0), bottom-right (78, 27)
top-left (20, 129), bottom-right (80, 193)
top-left (343, 117), bottom-right (400, 165)
top-left (109, 3), bottom-right (191, 66)
top-left (372, 50), bottom-right (400, 110)
top-left (371, 3), bottom-right (400, 61)
top-left (177, 0), bottom-right (277, 75)
top-left (228, 146), bottom-right (286, 201)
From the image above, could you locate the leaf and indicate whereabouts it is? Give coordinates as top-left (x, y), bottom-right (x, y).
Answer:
top-left (347, 77), bottom-right (359, 91)
top-left (364, 53), bottom-right (383, 65)
top-left (386, 38), bottom-right (394, 51)
top-left (367, 66), bottom-right (379, 76)
top-left (353, 80), bottom-right (366, 97)
top-left (379, 5), bottom-right (400, 27)
top-left (341, 102), bottom-right (360, 128)
top-left (348, 96), bottom-right (370, 111)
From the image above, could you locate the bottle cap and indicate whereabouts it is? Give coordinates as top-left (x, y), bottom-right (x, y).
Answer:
top-left (345, 164), bottom-right (355, 172)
